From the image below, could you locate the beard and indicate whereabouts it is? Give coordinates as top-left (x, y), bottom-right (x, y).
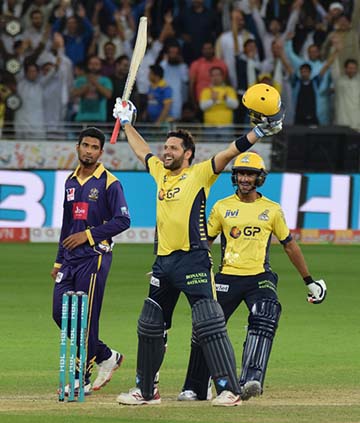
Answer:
top-left (163, 155), bottom-right (184, 170)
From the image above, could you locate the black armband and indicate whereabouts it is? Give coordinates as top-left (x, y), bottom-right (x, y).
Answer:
top-left (235, 135), bottom-right (253, 153)
top-left (303, 276), bottom-right (314, 285)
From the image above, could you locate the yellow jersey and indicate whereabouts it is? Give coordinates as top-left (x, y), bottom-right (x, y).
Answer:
top-left (147, 155), bottom-right (218, 255)
top-left (200, 85), bottom-right (238, 125)
top-left (208, 193), bottom-right (291, 276)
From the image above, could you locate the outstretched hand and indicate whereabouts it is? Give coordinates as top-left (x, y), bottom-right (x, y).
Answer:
top-left (113, 98), bottom-right (137, 125)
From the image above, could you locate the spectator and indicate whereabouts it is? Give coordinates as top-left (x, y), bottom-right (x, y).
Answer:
top-left (52, 4), bottom-right (94, 66)
top-left (71, 55), bottom-right (112, 123)
top-left (107, 54), bottom-right (138, 122)
top-left (22, 9), bottom-right (51, 54)
top-left (285, 33), bottom-right (333, 124)
top-left (189, 41), bottom-right (228, 106)
top-left (14, 62), bottom-right (46, 139)
top-left (290, 47), bottom-right (339, 125)
top-left (38, 53), bottom-right (63, 137)
top-left (90, 3), bottom-right (133, 60)
top-left (136, 11), bottom-right (175, 118)
top-left (199, 66), bottom-right (239, 125)
top-left (21, 0), bottom-right (57, 29)
top-left (100, 41), bottom-right (117, 77)
top-left (215, 9), bottom-right (255, 90)
top-left (160, 43), bottom-right (189, 121)
top-left (334, 58), bottom-right (360, 131)
top-left (145, 64), bottom-right (172, 124)
top-left (175, 0), bottom-right (219, 64)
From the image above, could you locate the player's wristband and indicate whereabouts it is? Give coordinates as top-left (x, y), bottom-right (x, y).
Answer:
top-left (235, 135), bottom-right (253, 153)
top-left (303, 276), bottom-right (314, 285)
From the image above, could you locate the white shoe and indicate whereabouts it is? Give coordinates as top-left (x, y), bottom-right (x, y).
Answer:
top-left (178, 378), bottom-right (213, 401)
top-left (240, 380), bottom-right (262, 400)
top-left (92, 349), bottom-right (124, 391)
top-left (211, 390), bottom-right (242, 407)
top-left (117, 387), bottom-right (161, 405)
top-left (178, 390), bottom-right (198, 401)
top-left (62, 379), bottom-right (92, 396)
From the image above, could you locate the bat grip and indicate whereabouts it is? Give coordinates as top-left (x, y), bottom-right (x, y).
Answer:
top-left (110, 119), bottom-right (121, 144)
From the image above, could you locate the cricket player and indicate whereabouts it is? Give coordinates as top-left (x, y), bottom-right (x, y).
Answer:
top-left (51, 127), bottom-right (130, 395)
top-left (112, 84), bottom-right (284, 406)
top-left (178, 151), bottom-right (327, 402)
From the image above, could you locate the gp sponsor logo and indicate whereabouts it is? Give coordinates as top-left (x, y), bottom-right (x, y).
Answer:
top-left (72, 202), bottom-right (89, 220)
top-left (158, 187), bottom-right (180, 201)
top-left (243, 226), bottom-right (261, 236)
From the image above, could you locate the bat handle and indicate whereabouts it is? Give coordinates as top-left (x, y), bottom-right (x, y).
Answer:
top-left (110, 119), bottom-right (121, 144)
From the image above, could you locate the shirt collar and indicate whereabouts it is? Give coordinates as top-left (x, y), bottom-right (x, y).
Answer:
top-left (71, 163), bottom-right (105, 179)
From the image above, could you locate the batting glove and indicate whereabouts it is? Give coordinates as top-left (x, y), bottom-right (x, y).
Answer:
top-left (113, 98), bottom-right (137, 125)
top-left (304, 277), bottom-right (327, 304)
top-left (254, 117), bottom-right (283, 138)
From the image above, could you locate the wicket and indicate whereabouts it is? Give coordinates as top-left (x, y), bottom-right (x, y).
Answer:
top-left (58, 291), bottom-right (88, 402)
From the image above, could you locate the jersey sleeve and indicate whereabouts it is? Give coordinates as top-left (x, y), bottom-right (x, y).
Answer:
top-left (86, 179), bottom-right (131, 245)
top-left (207, 202), bottom-right (222, 240)
top-left (273, 206), bottom-right (292, 244)
top-left (146, 154), bottom-right (164, 183)
top-left (194, 159), bottom-right (219, 185)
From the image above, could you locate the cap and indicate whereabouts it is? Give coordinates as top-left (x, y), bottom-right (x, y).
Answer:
top-left (329, 2), bottom-right (344, 12)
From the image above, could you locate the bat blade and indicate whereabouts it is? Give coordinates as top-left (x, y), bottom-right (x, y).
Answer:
top-left (110, 16), bottom-right (147, 144)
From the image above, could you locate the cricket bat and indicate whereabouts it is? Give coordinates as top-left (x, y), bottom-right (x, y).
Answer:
top-left (110, 16), bottom-right (148, 144)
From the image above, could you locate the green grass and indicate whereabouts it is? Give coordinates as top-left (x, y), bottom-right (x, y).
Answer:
top-left (0, 243), bottom-right (359, 423)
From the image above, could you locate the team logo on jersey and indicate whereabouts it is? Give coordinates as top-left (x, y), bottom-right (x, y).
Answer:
top-left (66, 188), bottom-right (75, 202)
top-left (258, 209), bottom-right (269, 221)
top-left (230, 226), bottom-right (241, 238)
top-left (72, 202), bottom-right (89, 220)
top-left (224, 209), bottom-right (239, 218)
top-left (121, 206), bottom-right (130, 217)
top-left (88, 187), bottom-right (99, 201)
top-left (179, 173), bottom-right (187, 180)
top-left (240, 154), bottom-right (251, 163)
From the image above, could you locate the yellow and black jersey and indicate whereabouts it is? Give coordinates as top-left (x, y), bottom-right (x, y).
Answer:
top-left (146, 154), bottom-right (219, 255)
top-left (208, 193), bottom-right (292, 276)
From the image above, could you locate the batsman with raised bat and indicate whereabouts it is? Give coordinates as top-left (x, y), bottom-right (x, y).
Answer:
top-left (178, 84), bottom-right (327, 403)
top-left (112, 83), bottom-right (284, 406)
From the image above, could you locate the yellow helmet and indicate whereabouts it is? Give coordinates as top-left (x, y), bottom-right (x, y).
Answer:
top-left (231, 152), bottom-right (268, 187)
top-left (242, 83), bottom-right (285, 123)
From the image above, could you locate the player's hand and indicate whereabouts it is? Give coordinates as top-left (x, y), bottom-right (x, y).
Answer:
top-left (305, 278), bottom-right (327, 304)
top-left (254, 117), bottom-right (283, 138)
top-left (113, 98), bottom-right (137, 125)
top-left (51, 267), bottom-right (60, 280)
top-left (62, 231), bottom-right (88, 251)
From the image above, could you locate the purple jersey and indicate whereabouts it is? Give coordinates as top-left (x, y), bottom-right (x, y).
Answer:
top-left (55, 163), bottom-right (130, 264)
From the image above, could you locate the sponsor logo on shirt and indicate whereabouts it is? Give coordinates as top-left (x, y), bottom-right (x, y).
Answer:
top-left (158, 187), bottom-right (180, 201)
top-left (72, 202), bottom-right (89, 220)
top-left (215, 283), bottom-right (229, 292)
top-left (230, 226), bottom-right (241, 238)
top-left (224, 209), bottom-right (239, 218)
top-left (66, 188), bottom-right (75, 202)
top-left (88, 187), bottom-right (99, 201)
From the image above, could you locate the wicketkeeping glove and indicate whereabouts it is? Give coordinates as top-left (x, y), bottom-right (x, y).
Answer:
top-left (254, 117), bottom-right (283, 138)
top-left (303, 277), bottom-right (327, 304)
top-left (113, 98), bottom-right (137, 125)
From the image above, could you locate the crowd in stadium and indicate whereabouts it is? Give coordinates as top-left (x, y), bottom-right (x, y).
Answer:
top-left (0, 0), bottom-right (359, 138)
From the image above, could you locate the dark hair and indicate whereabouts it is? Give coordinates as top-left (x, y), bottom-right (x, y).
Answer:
top-left (149, 64), bottom-right (164, 79)
top-left (167, 129), bottom-right (196, 164)
top-left (78, 127), bottom-right (105, 149)
top-left (115, 54), bottom-right (129, 65)
top-left (344, 59), bottom-right (358, 67)
top-left (209, 66), bottom-right (224, 76)
top-left (300, 63), bottom-right (312, 72)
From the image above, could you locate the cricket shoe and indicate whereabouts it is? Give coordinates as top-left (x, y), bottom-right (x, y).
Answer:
top-left (240, 380), bottom-right (262, 401)
top-left (178, 379), bottom-right (213, 401)
top-left (62, 379), bottom-right (92, 396)
top-left (117, 387), bottom-right (161, 405)
top-left (92, 349), bottom-right (124, 391)
top-left (211, 390), bottom-right (242, 407)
